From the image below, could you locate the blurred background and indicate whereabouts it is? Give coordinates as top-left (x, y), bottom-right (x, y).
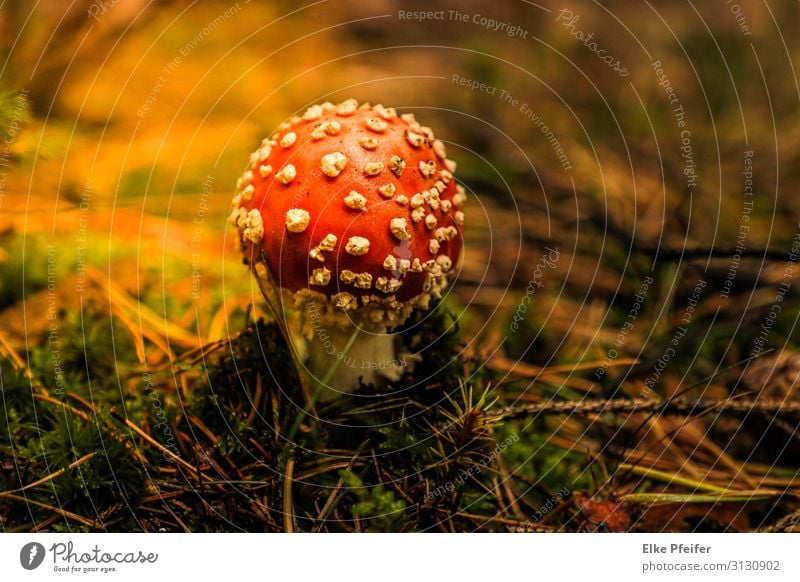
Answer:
top-left (2, 0), bottom-right (800, 532)
top-left (2, 0), bottom-right (799, 353)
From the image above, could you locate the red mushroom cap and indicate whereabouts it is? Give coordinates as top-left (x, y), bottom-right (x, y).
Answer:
top-left (230, 99), bottom-right (465, 328)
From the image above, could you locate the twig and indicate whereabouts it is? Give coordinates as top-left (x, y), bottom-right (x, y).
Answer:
top-left (312, 441), bottom-right (368, 532)
top-left (760, 506), bottom-right (800, 532)
top-left (245, 375), bottom-right (263, 428)
top-left (162, 503), bottom-right (191, 533)
top-left (0, 331), bottom-right (32, 375)
top-left (2, 493), bottom-right (100, 529)
top-left (618, 463), bottom-right (759, 495)
top-left (109, 407), bottom-right (211, 482)
top-left (499, 397), bottom-right (800, 419)
top-left (456, 511), bottom-right (554, 531)
top-left (621, 492), bottom-right (779, 504)
top-left (0, 452), bottom-right (96, 498)
top-left (30, 515), bottom-right (60, 532)
top-left (33, 394), bottom-right (90, 421)
top-left (639, 246), bottom-right (790, 261)
top-left (283, 451), bottom-right (296, 533)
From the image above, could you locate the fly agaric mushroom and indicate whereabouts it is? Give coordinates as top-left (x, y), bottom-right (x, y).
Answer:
top-left (229, 99), bottom-right (465, 395)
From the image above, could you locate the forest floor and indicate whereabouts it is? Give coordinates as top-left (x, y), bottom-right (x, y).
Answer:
top-left (2, 1), bottom-right (800, 532)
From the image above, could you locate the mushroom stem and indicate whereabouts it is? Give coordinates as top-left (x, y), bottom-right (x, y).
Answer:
top-left (304, 326), bottom-right (403, 399)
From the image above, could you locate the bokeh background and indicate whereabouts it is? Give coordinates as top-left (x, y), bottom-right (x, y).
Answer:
top-left (2, 0), bottom-right (800, 532)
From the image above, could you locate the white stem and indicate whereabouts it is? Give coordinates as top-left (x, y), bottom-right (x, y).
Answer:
top-left (304, 327), bottom-right (404, 399)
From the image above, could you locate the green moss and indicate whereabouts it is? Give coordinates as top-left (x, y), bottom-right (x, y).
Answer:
top-left (34, 410), bottom-right (146, 515)
top-left (1, 359), bottom-right (145, 530)
top-left (339, 470), bottom-right (407, 532)
top-left (496, 421), bottom-right (593, 494)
